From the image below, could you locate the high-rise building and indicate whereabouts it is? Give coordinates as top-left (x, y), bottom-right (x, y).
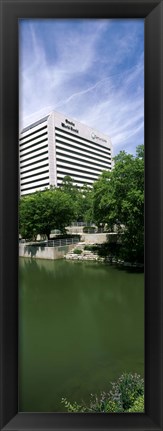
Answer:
top-left (19, 111), bottom-right (113, 196)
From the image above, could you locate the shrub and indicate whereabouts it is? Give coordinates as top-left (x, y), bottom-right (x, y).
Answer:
top-left (97, 242), bottom-right (121, 258)
top-left (109, 372), bottom-right (144, 411)
top-left (61, 398), bottom-right (86, 413)
top-left (61, 373), bottom-right (144, 413)
top-left (128, 395), bottom-right (144, 412)
top-left (73, 248), bottom-right (83, 254)
top-left (84, 244), bottom-right (99, 252)
top-left (87, 392), bottom-right (123, 413)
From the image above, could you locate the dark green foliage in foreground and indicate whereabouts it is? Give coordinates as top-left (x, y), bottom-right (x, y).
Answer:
top-left (61, 373), bottom-right (144, 413)
top-left (127, 395), bottom-right (144, 412)
top-left (109, 372), bottom-right (144, 411)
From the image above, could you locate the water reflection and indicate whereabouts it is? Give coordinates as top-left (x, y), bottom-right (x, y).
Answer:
top-left (19, 258), bottom-right (144, 412)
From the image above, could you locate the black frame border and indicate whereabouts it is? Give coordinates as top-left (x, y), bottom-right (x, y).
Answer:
top-left (0, 0), bottom-right (163, 430)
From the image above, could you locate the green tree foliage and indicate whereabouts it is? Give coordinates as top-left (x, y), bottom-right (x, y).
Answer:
top-left (61, 177), bottom-right (93, 223)
top-left (60, 175), bottom-right (78, 200)
top-left (76, 183), bottom-right (94, 223)
top-left (93, 145), bottom-right (144, 263)
top-left (19, 187), bottom-right (75, 240)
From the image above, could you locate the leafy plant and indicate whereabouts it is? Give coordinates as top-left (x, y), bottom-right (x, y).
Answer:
top-left (73, 248), bottom-right (83, 254)
top-left (109, 372), bottom-right (144, 411)
top-left (61, 372), bottom-right (144, 413)
top-left (84, 244), bottom-right (98, 252)
top-left (128, 395), bottom-right (144, 412)
top-left (61, 398), bottom-right (86, 413)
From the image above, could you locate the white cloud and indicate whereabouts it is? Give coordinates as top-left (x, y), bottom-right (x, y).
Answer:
top-left (19, 19), bottom-right (144, 155)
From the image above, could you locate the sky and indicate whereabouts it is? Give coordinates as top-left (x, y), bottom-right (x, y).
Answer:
top-left (19, 19), bottom-right (144, 156)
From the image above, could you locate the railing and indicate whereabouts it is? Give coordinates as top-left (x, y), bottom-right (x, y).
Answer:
top-left (47, 237), bottom-right (79, 248)
top-left (71, 222), bottom-right (93, 227)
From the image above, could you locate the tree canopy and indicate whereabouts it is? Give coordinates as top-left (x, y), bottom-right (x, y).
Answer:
top-left (19, 187), bottom-right (75, 240)
top-left (61, 176), bottom-right (93, 223)
top-left (93, 145), bottom-right (144, 263)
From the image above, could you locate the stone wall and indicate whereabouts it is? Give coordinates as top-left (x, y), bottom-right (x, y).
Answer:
top-left (19, 243), bottom-right (75, 260)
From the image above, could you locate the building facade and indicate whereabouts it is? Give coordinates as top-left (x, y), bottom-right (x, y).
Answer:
top-left (19, 111), bottom-right (113, 196)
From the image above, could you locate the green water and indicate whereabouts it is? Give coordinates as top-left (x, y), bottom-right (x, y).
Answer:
top-left (19, 258), bottom-right (144, 412)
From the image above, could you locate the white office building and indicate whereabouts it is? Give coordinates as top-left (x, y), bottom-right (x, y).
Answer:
top-left (19, 111), bottom-right (113, 196)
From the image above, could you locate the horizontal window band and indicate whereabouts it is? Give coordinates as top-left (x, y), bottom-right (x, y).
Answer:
top-left (55, 127), bottom-right (111, 152)
top-left (19, 150), bottom-right (48, 163)
top-left (58, 178), bottom-right (93, 186)
top-left (57, 166), bottom-right (99, 178)
top-left (56, 151), bottom-right (111, 170)
top-left (57, 172), bottom-right (98, 182)
top-left (20, 163), bottom-right (49, 175)
top-left (56, 140), bottom-right (111, 163)
top-left (20, 170), bottom-right (49, 181)
top-left (20, 125), bottom-right (48, 141)
top-left (19, 133), bottom-right (48, 148)
top-left (56, 162), bottom-right (103, 175)
top-left (21, 183), bottom-right (50, 192)
top-left (57, 164), bottom-right (98, 177)
top-left (55, 134), bottom-right (111, 158)
top-left (20, 143), bottom-right (48, 158)
top-left (21, 176), bottom-right (49, 186)
top-left (57, 165), bottom-right (99, 177)
top-left (19, 157), bottom-right (49, 170)
top-left (57, 158), bottom-right (110, 175)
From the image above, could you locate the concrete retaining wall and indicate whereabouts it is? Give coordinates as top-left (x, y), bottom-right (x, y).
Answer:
top-left (81, 233), bottom-right (109, 244)
top-left (19, 243), bottom-right (75, 260)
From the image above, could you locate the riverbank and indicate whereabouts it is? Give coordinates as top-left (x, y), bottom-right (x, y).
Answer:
top-left (65, 245), bottom-right (144, 270)
top-left (19, 237), bottom-right (144, 270)
top-left (19, 242), bottom-right (75, 260)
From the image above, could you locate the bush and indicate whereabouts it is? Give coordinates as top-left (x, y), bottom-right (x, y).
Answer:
top-left (61, 393), bottom-right (122, 413)
top-left (73, 248), bottom-right (83, 254)
top-left (109, 372), bottom-right (144, 411)
top-left (61, 398), bottom-right (86, 413)
top-left (128, 395), bottom-right (144, 412)
top-left (87, 392), bottom-right (123, 413)
top-left (97, 242), bottom-right (121, 258)
top-left (61, 373), bottom-right (144, 413)
top-left (84, 244), bottom-right (99, 252)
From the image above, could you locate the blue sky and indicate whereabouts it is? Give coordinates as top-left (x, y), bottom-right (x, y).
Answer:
top-left (19, 19), bottom-right (144, 155)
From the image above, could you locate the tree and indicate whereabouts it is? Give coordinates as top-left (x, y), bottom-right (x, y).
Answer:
top-left (61, 176), bottom-right (94, 224)
top-left (75, 183), bottom-right (94, 223)
top-left (19, 188), bottom-right (75, 240)
top-left (92, 170), bottom-right (113, 229)
top-left (93, 145), bottom-right (144, 263)
top-left (19, 193), bottom-right (40, 241)
top-left (60, 175), bottom-right (78, 199)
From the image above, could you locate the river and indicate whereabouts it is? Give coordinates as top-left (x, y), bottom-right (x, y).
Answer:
top-left (19, 258), bottom-right (144, 412)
